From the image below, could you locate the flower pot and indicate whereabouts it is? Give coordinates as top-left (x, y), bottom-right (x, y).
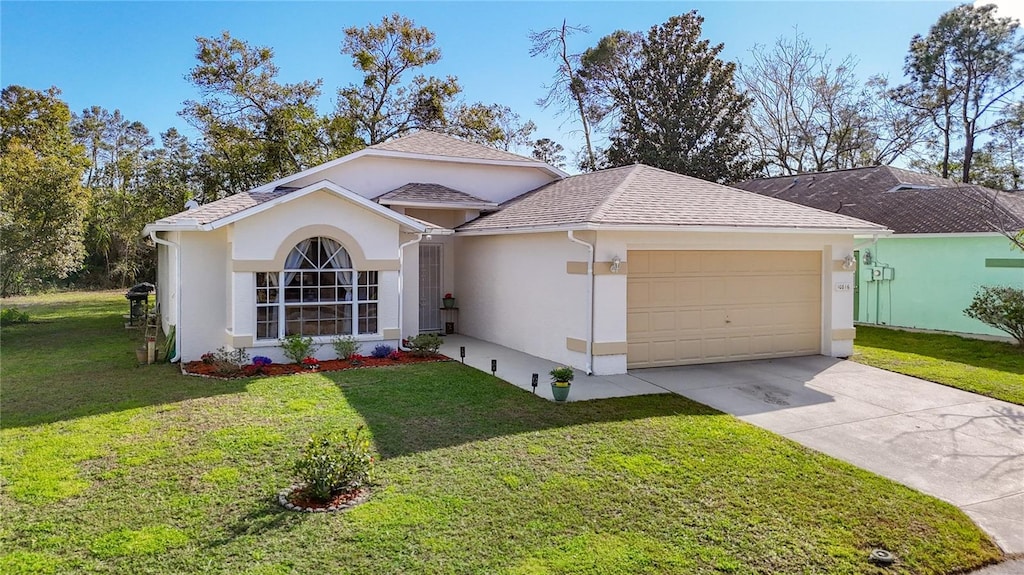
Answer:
top-left (551, 382), bottom-right (571, 402)
top-left (442, 297), bottom-right (456, 309)
top-left (135, 347), bottom-right (148, 364)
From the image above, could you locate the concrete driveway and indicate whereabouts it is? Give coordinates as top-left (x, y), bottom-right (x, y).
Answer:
top-left (630, 356), bottom-right (1024, 554)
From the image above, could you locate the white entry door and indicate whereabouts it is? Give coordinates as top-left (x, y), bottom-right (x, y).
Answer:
top-left (419, 244), bottom-right (442, 332)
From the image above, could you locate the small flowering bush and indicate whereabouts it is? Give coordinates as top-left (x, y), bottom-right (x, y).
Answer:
top-left (406, 333), bottom-right (442, 357)
top-left (280, 334), bottom-right (318, 364)
top-left (301, 356), bottom-right (320, 369)
top-left (201, 347), bottom-right (250, 375)
top-left (371, 344), bottom-right (394, 359)
top-left (293, 426), bottom-right (375, 502)
top-left (331, 335), bottom-right (360, 360)
top-left (388, 350), bottom-right (403, 361)
top-left (247, 356), bottom-right (273, 375)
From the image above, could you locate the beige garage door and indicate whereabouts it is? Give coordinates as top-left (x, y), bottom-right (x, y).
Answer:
top-left (627, 250), bottom-right (821, 368)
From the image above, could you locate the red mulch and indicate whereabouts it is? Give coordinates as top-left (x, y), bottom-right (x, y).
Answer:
top-left (287, 486), bottom-right (369, 510)
top-left (183, 352), bottom-right (449, 379)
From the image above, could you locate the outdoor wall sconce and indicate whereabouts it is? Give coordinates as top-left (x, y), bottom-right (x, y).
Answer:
top-left (842, 254), bottom-right (856, 270)
top-left (491, 359), bottom-right (497, 376)
top-left (531, 373), bottom-right (538, 394)
top-left (460, 346), bottom-right (466, 363)
top-left (610, 256), bottom-right (622, 273)
top-left (863, 250), bottom-right (873, 265)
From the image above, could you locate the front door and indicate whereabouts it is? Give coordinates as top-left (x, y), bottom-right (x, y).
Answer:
top-left (419, 244), bottom-right (442, 332)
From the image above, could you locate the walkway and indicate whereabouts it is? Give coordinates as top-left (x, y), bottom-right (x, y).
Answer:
top-left (438, 334), bottom-right (664, 401)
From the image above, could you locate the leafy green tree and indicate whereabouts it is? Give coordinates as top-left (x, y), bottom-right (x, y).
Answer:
top-left (532, 138), bottom-right (566, 168)
top-left (900, 4), bottom-right (1023, 183)
top-left (0, 85), bottom-right (90, 295)
top-left (337, 13), bottom-right (460, 144)
top-left (183, 31), bottom-right (344, 197)
top-left (451, 103), bottom-right (536, 151)
top-left (600, 12), bottom-right (760, 183)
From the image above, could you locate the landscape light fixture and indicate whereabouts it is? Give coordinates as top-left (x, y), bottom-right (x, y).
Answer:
top-left (491, 359), bottom-right (497, 376)
top-left (531, 373), bottom-right (538, 393)
top-left (460, 346), bottom-right (466, 363)
top-left (610, 256), bottom-right (621, 273)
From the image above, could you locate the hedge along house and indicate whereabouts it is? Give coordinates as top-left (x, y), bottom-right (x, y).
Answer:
top-left (144, 131), bottom-right (887, 374)
top-left (734, 166), bottom-right (1024, 339)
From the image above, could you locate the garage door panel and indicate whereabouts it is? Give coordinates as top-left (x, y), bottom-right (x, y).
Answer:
top-left (627, 250), bottom-right (821, 368)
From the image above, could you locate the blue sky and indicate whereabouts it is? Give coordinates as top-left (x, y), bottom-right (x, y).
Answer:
top-left (2, 1), bottom-right (966, 159)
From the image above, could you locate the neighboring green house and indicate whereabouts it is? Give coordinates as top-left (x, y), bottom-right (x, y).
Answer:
top-left (735, 166), bottom-right (1024, 339)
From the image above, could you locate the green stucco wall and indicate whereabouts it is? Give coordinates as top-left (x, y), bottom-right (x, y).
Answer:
top-left (855, 235), bottom-right (1024, 337)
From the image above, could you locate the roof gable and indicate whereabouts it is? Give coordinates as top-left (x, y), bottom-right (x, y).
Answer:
top-left (143, 180), bottom-right (428, 234)
top-left (249, 131), bottom-right (565, 194)
top-left (734, 166), bottom-right (1024, 234)
top-left (376, 183), bottom-right (497, 208)
top-left (369, 131), bottom-right (536, 163)
top-left (459, 164), bottom-right (886, 233)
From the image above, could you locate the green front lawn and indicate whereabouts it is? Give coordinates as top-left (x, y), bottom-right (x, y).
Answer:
top-left (853, 325), bottom-right (1024, 406)
top-left (0, 292), bottom-right (1003, 574)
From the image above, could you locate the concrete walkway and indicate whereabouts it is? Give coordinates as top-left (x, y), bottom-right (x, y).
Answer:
top-left (630, 356), bottom-right (1024, 555)
top-left (438, 335), bottom-right (664, 401)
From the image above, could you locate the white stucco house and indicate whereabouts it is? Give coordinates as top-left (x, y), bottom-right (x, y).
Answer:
top-left (143, 131), bottom-right (887, 375)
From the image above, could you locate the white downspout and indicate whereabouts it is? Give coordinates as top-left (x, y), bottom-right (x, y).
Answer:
top-left (567, 230), bottom-right (594, 375)
top-left (398, 232), bottom-right (427, 343)
top-left (149, 231), bottom-right (181, 363)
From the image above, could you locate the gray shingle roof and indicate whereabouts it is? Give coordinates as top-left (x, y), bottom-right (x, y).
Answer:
top-left (376, 183), bottom-right (495, 206)
top-left (733, 166), bottom-right (1024, 234)
top-left (153, 187), bottom-right (298, 226)
top-left (458, 164), bottom-right (886, 232)
top-left (370, 131), bottom-right (537, 163)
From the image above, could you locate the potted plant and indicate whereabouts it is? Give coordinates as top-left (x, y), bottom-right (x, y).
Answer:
top-left (549, 366), bottom-right (574, 402)
top-left (442, 292), bottom-right (456, 309)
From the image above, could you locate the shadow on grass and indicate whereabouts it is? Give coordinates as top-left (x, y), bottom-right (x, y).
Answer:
top-left (855, 326), bottom-right (1024, 374)
top-left (1, 302), bottom-right (247, 429)
top-left (329, 361), bottom-right (718, 460)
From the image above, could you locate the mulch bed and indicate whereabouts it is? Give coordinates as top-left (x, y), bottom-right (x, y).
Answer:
top-left (278, 484), bottom-right (371, 513)
top-left (183, 353), bottom-right (450, 379)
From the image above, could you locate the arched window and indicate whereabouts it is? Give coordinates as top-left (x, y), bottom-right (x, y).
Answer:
top-left (255, 237), bottom-right (378, 340)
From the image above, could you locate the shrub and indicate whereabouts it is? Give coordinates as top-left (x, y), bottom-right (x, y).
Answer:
top-left (964, 285), bottom-right (1024, 346)
top-left (280, 334), bottom-right (318, 364)
top-left (371, 344), bottom-right (394, 359)
top-left (292, 427), bottom-right (374, 502)
top-left (202, 347), bottom-right (250, 375)
top-left (0, 308), bottom-right (30, 326)
top-left (388, 350), bottom-right (402, 361)
top-left (405, 333), bottom-right (442, 357)
top-left (549, 366), bottom-right (575, 383)
top-left (331, 335), bottom-right (360, 360)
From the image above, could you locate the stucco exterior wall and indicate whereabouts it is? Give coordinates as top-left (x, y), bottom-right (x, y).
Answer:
top-left (455, 232), bottom-right (589, 369)
top-left (231, 190), bottom-right (401, 263)
top-left (456, 229), bottom-right (856, 375)
top-left (178, 228), bottom-right (229, 362)
top-left (856, 234), bottom-right (1024, 337)
top-left (288, 156), bottom-right (555, 204)
top-left (154, 232), bottom-right (179, 335)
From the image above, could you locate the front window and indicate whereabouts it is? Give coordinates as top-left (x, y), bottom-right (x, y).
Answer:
top-left (256, 237), bottom-right (379, 340)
